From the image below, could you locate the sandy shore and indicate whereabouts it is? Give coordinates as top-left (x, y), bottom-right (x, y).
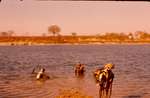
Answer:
top-left (55, 88), bottom-right (93, 98)
top-left (0, 42), bottom-right (150, 46)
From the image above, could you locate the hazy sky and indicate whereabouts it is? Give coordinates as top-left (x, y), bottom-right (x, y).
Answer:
top-left (0, 0), bottom-right (150, 35)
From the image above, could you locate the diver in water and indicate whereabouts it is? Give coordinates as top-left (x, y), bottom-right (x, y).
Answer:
top-left (32, 65), bottom-right (50, 80)
top-left (36, 68), bottom-right (50, 80)
top-left (36, 68), bottom-right (45, 80)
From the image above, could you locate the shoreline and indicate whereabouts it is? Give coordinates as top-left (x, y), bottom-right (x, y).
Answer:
top-left (55, 88), bottom-right (93, 98)
top-left (0, 42), bottom-right (150, 46)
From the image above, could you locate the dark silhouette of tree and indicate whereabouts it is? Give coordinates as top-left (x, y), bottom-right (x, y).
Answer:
top-left (0, 32), bottom-right (8, 36)
top-left (71, 32), bottom-right (78, 43)
top-left (48, 25), bottom-right (61, 36)
top-left (71, 32), bottom-right (77, 37)
top-left (0, 30), bottom-right (15, 37)
top-left (48, 25), bottom-right (61, 43)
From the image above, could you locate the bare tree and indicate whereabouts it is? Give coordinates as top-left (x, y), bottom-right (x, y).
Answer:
top-left (71, 32), bottom-right (77, 37)
top-left (48, 25), bottom-right (61, 36)
top-left (0, 32), bottom-right (8, 36)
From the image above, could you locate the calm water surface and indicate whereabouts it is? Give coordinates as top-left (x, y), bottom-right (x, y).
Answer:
top-left (0, 45), bottom-right (150, 98)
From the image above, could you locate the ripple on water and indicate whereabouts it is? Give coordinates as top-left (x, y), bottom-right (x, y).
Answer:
top-left (0, 45), bottom-right (150, 98)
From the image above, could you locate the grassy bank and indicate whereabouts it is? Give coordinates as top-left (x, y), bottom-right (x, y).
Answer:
top-left (0, 36), bottom-right (150, 46)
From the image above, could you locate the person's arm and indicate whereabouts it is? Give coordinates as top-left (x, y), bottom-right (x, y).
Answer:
top-left (32, 68), bottom-right (35, 74)
top-left (109, 72), bottom-right (114, 83)
top-left (99, 73), bottom-right (103, 82)
top-left (36, 72), bottom-right (41, 80)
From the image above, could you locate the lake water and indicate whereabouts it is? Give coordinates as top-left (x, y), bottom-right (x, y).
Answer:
top-left (0, 44), bottom-right (150, 98)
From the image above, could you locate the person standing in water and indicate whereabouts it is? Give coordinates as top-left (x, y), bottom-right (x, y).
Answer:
top-left (75, 63), bottom-right (85, 75)
top-left (94, 63), bottom-right (115, 98)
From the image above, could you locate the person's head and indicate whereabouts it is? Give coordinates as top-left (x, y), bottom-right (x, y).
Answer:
top-left (104, 63), bottom-right (115, 70)
top-left (94, 69), bottom-right (101, 75)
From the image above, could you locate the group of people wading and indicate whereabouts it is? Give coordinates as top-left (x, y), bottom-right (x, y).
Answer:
top-left (74, 63), bottom-right (115, 98)
top-left (32, 63), bottom-right (115, 98)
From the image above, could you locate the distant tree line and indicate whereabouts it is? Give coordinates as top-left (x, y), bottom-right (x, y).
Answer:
top-left (0, 25), bottom-right (150, 45)
top-left (0, 30), bottom-right (15, 37)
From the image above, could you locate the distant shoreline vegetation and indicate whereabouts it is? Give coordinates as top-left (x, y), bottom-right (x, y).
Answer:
top-left (0, 35), bottom-right (150, 46)
top-left (1, 25), bottom-right (150, 45)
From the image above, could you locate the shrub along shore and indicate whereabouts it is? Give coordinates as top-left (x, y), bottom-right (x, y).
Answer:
top-left (0, 36), bottom-right (150, 46)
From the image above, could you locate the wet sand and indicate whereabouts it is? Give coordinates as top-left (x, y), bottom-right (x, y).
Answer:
top-left (55, 88), bottom-right (93, 98)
